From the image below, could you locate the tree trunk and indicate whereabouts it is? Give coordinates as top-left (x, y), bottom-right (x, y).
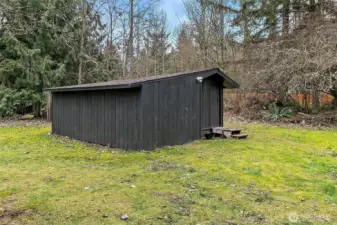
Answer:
top-left (162, 49), bottom-right (165, 75)
top-left (46, 92), bottom-right (52, 121)
top-left (282, 0), bottom-right (290, 37)
top-left (269, 1), bottom-right (277, 39)
top-left (125, 0), bottom-right (134, 77)
top-left (220, 0), bottom-right (225, 67)
top-left (312, 90), bottom-right (320, 114)
top-left (302, 92), bottom-right (310, 113)
top-left (242, 0), bottom-right (249, 58)
top-left (293, 0), bottom-right (300, 28)
top-left (78, 0), bottom-right (87, 84)
top-left (201, 0), bottom-right (207, 67)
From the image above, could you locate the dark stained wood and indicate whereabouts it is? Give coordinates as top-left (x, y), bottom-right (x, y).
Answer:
top-left (51, 71), bottom-right (235, 150)
top-left (46, 68), bottom-right (239, 92)
top-left (201, 76), bottom-right (222, 131)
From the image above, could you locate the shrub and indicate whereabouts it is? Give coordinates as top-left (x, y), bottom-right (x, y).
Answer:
top-left (281, 96), bottom-right (302, 112)
top-left (320, 101), bottom-right (336, 112)
top-left (0, 88), bottom-right (44, 117)
top-left (223, 92), bottom-right (273, 119)
top-left (263, 103), bottom-right (293, 122)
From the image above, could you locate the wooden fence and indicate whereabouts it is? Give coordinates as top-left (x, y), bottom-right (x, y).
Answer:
top-left (224, 91), bottom-right (334, 106)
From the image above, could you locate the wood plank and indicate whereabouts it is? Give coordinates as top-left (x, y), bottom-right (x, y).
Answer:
top-left (212, 127), bottom-right (241, 132)
top-left (232, 134), bottom-right (248, 139)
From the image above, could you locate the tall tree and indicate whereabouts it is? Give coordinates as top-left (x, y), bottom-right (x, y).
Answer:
top-left (282, 0), bottom-right (290, 36)
top-left (144, 11), bottom-right (171, 75)
top-left (78, 0), bottom-right (88, 84)
top-left (176, 23), bottom-right (199, 71)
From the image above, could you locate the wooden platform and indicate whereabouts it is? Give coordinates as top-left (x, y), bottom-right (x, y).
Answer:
top-left (202, 127), bottom-right (248, 140)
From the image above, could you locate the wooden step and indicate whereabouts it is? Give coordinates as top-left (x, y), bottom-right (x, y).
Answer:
top-left (230, 129), bottom-right (242, 135)
top-left (212, 127), bottom-right (241, 132)
top-left (212, 127), bottom-right (241, 135)
top-left (203, 127), bottom-right (248, 140)
top-left (231, 134), bottom-right (248, 139)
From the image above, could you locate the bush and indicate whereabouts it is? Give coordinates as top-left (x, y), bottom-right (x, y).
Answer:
top-left (223, 92), bottom-right (273, 119)
top-left (320, 101), bottom-right (336, 112)
top-left (0, 88), bottom-right (20, 116)
top-left (0, 88), bottom-right (44, 117)
top-left (263, 103), bottom-right (293, 122)
top-left (281, 96), bottom-right (303, 112)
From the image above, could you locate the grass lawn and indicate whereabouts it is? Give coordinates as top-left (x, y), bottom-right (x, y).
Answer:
top-left (0, 124), bottom-right (337, 224)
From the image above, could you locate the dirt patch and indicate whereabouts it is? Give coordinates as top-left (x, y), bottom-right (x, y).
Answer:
top-left (168, 195), bottom-right (195, 216)
top-left (0, 199), bottom-right (36, 223)
top-left (149, 160), bottom-right (179, 171)
top-left (282, 111), bottom-right (337, 127)
top-left (224, 111), bottom-right (337, 130)
top-left (240, 211), bottom-right (267, 224)
top-left (0, 209), bottom-right (34, 220)
top-left (0, 118), bottom-right (50, 128)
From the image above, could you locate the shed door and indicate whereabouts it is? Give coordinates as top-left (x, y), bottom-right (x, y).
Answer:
top-left (201, 77), bottom-right (222, 130)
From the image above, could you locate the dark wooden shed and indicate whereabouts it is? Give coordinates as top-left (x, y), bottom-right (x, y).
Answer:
top-left (46, 68), bottom-right (239, 150)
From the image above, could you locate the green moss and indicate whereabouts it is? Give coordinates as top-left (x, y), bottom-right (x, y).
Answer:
top-left (0, 124), bottom-right (337, 224)
top-left (323, 183), bottom-right (336, 196)
top-left (243, 167), bottom-right (262, 176)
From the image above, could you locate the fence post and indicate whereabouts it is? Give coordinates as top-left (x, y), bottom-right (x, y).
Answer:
top-left (46, 92), bottom-right (52, 121)
top-left (312, 90), bottom-right (320, 114)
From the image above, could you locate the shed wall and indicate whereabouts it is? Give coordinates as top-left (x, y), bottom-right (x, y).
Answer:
top-left (201, 76), bottom-right (223, 130)
top-left (139, 75), bottom-right (223, 150)
top-left (52, 74), bottom-right (224, 150)
top-left (52, 89), bottom-right (141, 149)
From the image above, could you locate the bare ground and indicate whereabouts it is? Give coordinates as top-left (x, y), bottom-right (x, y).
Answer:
top-left (0, 118), bottom-right (50, 128)
top-left (224, 110), bottom-right (337, 130)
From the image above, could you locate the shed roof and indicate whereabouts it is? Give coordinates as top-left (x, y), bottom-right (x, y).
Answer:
top-left (45, 68), bottom-right (239, 92)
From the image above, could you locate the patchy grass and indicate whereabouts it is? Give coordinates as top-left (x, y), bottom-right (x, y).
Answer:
top-left (0, 124), bottom-right (337, 224)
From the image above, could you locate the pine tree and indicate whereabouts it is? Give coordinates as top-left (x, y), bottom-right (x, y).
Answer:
top-left (144, 11), bottom-right (171, 75)
top-left (0, 0), bottom-right (108, 116)
top-left (176, 23), bottom-right (198, 71)
top-left (0, 0), bottom-right (69, 115)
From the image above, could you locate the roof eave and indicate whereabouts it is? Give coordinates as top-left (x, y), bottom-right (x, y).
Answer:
top-left (44, 83), bottom-right (141, 92)
top-left (223, 80), bottom-right (240, 89)
top-left (44, 68), bottom-right (239, 92)
top-left (217, 68), bottom-right (240, 89)
top-left (202, 68), bottom-right (239, 89)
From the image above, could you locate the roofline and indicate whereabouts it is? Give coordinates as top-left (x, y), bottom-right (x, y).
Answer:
top-left (45, 83), bottom-right (141, 92)
top-left (209, 68), bottom-right (239, 89)
top-left (44, 68), bottom-right (239, 92)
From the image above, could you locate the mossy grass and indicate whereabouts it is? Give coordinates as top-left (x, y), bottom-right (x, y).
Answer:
top-left (0, 124), bottom-right (336, 224)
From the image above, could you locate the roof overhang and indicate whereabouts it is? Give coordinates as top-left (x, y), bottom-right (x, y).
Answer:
top-left (44, 68), bottom-right (239, 92)
top-left (45, 84), bottom-right (141, 92)
top-left (202, 68), bottom-right (239, 89)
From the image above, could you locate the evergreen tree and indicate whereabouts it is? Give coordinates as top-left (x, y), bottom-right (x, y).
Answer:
top-left (0, 0), bottom-right (109, 116)
top-left (0, 0), bottom-right (68, 116)
top-left (143, 11), bottom-right (171, 75)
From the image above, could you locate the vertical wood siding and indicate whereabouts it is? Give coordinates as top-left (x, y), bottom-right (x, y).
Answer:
top-left (139, 75), bottom-right (202, 150)
top-left (201, 76), bottom-right (223, 130)
top-left (52, 89), bottom-right (141, 149)
top-left (52, 74), bottom-right (224, 150)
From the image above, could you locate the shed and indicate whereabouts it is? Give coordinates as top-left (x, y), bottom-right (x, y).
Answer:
top-left (46, 68), bottom-right (239, 150)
